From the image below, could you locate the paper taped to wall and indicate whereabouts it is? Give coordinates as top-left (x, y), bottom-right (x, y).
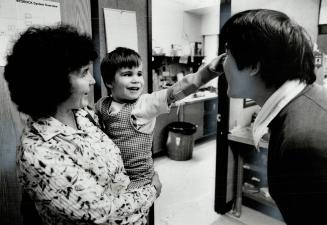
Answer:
top-left (103, 8), bottom-right (138, 52)
top-left (0, 0), bottom-right (61, 66)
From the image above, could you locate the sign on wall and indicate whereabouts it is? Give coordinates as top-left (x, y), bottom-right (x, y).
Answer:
top-left (319, 0), bottom-right (327, 25)
top-left (103, 8), bottom-right (138, 52)
top-left (0, 0), bottom-right (61, 66)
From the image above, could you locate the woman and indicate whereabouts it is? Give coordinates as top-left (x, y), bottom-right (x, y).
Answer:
top-left (4, 24), bottom-right (161, 225)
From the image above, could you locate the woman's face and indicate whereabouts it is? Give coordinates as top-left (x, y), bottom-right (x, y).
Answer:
top-left (64, 63), bottom-right (95, 110)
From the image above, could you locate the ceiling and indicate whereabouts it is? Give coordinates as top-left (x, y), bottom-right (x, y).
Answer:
top-left (170, 0), bottom-right (220, 9)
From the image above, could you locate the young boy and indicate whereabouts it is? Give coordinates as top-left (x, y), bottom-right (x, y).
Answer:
top-left (95, 47), bottom-right (225, 191)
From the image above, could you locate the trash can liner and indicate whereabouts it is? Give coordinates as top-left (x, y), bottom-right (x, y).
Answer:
top-left (168, 122), bottom-right (197, 135)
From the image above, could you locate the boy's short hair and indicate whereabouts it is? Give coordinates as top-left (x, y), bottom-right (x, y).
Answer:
top-left (220, 9), bottom-right (316, 89)
top-left (101, 47), bottom-right (142, 85)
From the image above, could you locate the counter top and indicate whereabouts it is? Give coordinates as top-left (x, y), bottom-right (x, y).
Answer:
top-left (228, 126), bottom-right (268, 149)
top-left (174, 91), bottom-right (218, 105)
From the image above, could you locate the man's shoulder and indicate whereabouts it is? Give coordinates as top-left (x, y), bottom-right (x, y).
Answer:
top-left (285, 84), bottom-right (327, 117)
top-left (274, 85), bottom-right (327, 142)
top-left (302, 84), bottom-right (327, 110)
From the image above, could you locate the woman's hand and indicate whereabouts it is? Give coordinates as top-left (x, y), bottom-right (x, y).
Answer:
top-left (151, 171), bottom-right (162, 198)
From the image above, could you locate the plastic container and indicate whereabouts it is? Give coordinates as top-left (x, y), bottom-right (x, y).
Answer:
top-left (166, 122), bottom-right (197, 161)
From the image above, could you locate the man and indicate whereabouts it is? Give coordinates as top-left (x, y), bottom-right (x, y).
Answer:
top-left (221, 9), bottom-right (327, 225)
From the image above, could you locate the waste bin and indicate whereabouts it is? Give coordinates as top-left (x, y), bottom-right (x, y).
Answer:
top-left (166, 122), bottom-right (197, 161)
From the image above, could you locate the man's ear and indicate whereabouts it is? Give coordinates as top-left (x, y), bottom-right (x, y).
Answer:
top-left (250, 62), bottom-right (260, 76)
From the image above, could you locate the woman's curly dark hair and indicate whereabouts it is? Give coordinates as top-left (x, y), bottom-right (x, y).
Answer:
top-left (4, 24), bottom-right (97, 119)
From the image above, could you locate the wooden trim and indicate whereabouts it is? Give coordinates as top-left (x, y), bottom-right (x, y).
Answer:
top-left (147, 0), bottom-right (152, 93)
top-left (215, 0), bottom-right (232, 214)
top-left (90, 0), bottom-right (102, 102)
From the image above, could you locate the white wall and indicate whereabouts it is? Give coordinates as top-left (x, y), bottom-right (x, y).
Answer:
top-left (183, 12), bottom-right (203, 43)
top-left (204, 35), bottom-right (218, 60)
top-left (152, 0), bottom-right (202, 55)
top-left (202, 34), bottom-right (218, 88)
top-left (200, 5), bottom-right (220, 88)
top-left (181, 0), bottom-right (220, 10)
top-left (152, 0), bottom-right (220, 56)
top-left (200, 7), bottom-right (220, 35)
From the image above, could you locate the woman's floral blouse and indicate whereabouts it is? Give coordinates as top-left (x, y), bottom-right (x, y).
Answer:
top-left (17, 108), bottom-right (156, 225)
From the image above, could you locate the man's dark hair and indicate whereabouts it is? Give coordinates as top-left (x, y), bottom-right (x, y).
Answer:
top-left (4, 24), bottom-right (97, 119)
top-left (100, 47), bottom-right (142, 86)
top-left (220, 9), bottom-right (316, 88)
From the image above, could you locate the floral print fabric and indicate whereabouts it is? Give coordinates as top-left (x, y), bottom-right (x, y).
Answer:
top-left (17, 108), bottom-right (156, 225)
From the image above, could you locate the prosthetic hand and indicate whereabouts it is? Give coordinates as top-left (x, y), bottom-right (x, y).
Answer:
top-left (207, 53), bottom-right (226, 76)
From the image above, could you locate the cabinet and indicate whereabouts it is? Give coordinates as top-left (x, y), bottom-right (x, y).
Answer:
top-left (181, 101), bottom-right (204, 140)
top-left (228, 127), bottom-right (284, 221)
top-left (152, 96), bottom-right (218, 155)
top-left (152, 106), bottom-right (179, 154)
top-left (182, 97), bottom-right (218, 140)
top-left (204, 98), bottom-right (218, 136)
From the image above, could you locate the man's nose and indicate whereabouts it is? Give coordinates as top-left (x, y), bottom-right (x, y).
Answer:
top-left (88, 72), bottom-right (96, 85)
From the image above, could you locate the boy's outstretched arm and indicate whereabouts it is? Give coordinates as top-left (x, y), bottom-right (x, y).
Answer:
top-left (167, 53), bottom-right (226, 105)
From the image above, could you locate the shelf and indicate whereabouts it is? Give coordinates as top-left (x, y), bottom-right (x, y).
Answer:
top-left (242, 190), bottom-right (284, 222)
top-left (151, 55), bottom-right (204, 68)
top-left (228, 126), bottom-right (269, 149)
top-left (243, 189), bottom-right (276, 208)
top-left (152, 55), bottom-right (204, 59)
top-left (243, 163), bottom-right (266, 174)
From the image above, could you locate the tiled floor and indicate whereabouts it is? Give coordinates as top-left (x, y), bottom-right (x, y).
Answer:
top-left (154, 136), bottom-right (286, 225)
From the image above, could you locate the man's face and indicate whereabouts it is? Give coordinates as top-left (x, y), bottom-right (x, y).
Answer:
top-left (223, 49), bottom-right (256, 99)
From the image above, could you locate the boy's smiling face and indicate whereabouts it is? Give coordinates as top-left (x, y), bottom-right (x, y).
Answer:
top-left (108, 64), bottom-right (144, 103)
